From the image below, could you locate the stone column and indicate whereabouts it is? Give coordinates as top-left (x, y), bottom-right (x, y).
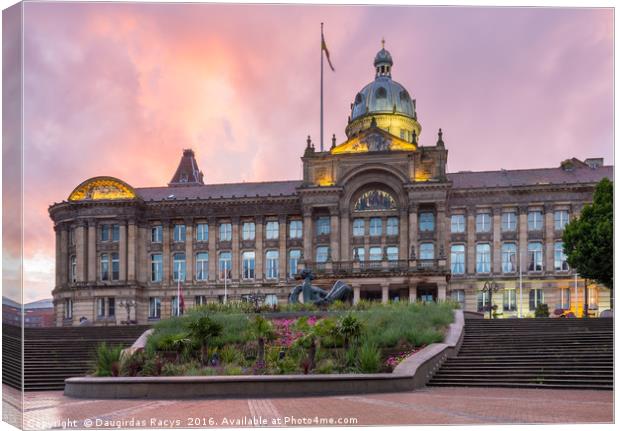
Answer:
top-left (255, 216), bottom-right (264, 280)
top-left (185, 220), bottom-right (194, 282)
top-left (437, 280), bottom-right (447, 301)
top-left (408, 203), bottom-right (418, 258)
top-left (302, 209), bottom-right (313, 265)
top-left (278, 215), bottom-right (287, 281)
top-left (436, 203), bottom-right (447, 259)
top-left (59, 225), bottom-right (69, 286)
top-left (329, 207), bottom-right (340, 262)
top-left (381, 283), bottom-right (389, 304)
top-left (162, 221), bottom-right (171, 286)
top-left (492, 207), bottom-right (501, 274)
top-left (544, 204), bottom-right (554, 273)
top-left (136, 223), bottom-right (147, 283)
top-left (466, 206), bottom-right (476, 274)
top-left (340, 211), bottom-right (350, 261)
top-left (127, 220), bottom-right (137, 281)
top-left (55, 226), bottom-right (62, 286)
top-left (399, 209), bottom-right (408, 262)
top-left (75, 221), bottom-right (87, 282)
top-left (119, 221), bottom-right (127, 282)
top-left (87, 219), bottom-right (97, 282)
top-left (353, 285), bottom-right (361, 304)
top-left (409, 284), bottom-right (417, 302)
top-left (518, 205), bottom-right (528, 271)
top-left (208, 217), bottom-right (217, 281)
top-left (230, 217), bottom-right (239, 280)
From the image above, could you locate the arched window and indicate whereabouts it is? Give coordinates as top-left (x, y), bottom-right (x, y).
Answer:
top-left (355, 93), bottom-right (364, 105)
top-left (375, 87), bottom-right (387, 99)
top-left (353, 190), bottom-right (397, 212)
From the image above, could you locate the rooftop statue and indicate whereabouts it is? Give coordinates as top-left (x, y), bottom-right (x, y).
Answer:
top-left (288, 269), bottom-right (352, 306)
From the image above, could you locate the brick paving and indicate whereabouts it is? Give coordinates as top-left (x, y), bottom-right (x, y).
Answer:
top-left (2, 385), bottom-right (613, 429)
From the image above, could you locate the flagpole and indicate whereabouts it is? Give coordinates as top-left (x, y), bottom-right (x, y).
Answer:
top-left (518, 249), bottom-right (523, 318)
top-left (177, 262), bottom-right (181, 316)
top-left (320, 22), bottom-right (324, 152)
top-left (224, 260), bottom-right (228, 304)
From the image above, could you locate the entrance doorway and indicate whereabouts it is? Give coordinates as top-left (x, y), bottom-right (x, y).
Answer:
top-left (417, 285), bottom-right (438, 303)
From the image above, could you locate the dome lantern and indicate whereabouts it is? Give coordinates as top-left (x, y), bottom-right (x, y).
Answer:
top-left (374, 38), bottom-right (393, 77)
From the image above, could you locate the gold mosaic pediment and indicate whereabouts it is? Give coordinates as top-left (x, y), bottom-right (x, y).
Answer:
top-left (68, 177), bottom-right (137, 201)
top-left (331, 129), bottom-right (416, 155)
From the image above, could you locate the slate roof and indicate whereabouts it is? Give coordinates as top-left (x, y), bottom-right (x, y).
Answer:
top-left (169, 149), bottom-right (204, 186)
top-left (447, 165), bottom-right (613, 190)
top-left (135, 165), bottom-right (612, 202)
top-left (25, 299), bottom-right (54, 310)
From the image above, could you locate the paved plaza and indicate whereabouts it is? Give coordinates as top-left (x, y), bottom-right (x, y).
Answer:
top-left (2, 385), bottom-right (613, 429)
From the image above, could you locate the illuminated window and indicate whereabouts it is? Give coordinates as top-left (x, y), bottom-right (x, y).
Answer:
top-left (450, 245), bottom-right (465, 274)
top-left (352, 219), bottom-right (365, 237)
top-left (242, 251), bottom-right (255, 279)
top-left (195, 252), bottom-right (208, 281)
top-left (451, 215), bottom-right (465, 233)
top-left (354, 190), bottom-right (397, 211)
top-left (242, 222), bottom-right (255, 240)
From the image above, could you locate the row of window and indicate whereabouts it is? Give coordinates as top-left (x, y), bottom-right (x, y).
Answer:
top-left (151, 221), bottom-right (303, 243)
top-left (352, 217), bottom-right (399, 236)
top-left (352, 246), bottom-right (399, 261)
top-left (450, 210), bottom-right (569, 234)
top-left (449, 241), bottom-right (568, 275)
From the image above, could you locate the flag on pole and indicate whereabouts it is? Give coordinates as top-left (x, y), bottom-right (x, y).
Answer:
top-left (321, 32), bottom-right (335, 71)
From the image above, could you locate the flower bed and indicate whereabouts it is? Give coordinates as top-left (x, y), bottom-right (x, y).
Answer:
top-left (91, 301), bottom-right (456, 378)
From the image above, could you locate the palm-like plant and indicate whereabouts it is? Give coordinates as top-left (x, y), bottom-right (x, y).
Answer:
top-left (295, 317), bottom-right (335, 372)
top-left (247, 315), bottom-right (275, 367)
top-left (187, 316), bottom-right (223, 365)
top-left (336, 313), bottom-right (364, 351)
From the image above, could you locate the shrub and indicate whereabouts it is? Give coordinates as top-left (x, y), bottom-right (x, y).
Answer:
top-left (140, 356), bottom-right (163, 376)
top-left (357, 341), bottom-right (381, 373)
top-left (223, 365), bottom-right (244, 375)
top-left (187, 315), bottom-right (223, 364)
top-left (535, 303), bottom-right (550, 318)
top-left (120, 350), bottom-right (145, 377)
top-left (92, 343), bottom-right (123, 377)
top-left (316, 358), bottom-right (336, 374)
top-left (219, 345), bottom-right (245, 365)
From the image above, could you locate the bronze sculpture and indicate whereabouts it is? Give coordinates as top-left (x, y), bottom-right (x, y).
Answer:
top-left (288, 269), bottom-right (352, 305)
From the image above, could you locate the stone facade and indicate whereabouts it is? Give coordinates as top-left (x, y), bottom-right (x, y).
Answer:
top-left (48, 46), bottom-right (612, 326)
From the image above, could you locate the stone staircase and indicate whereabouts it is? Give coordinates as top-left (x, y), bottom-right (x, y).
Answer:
top-left (428, 318), bottom-right (613, 390)
top-left (3, 324), bottom-right (149, 391)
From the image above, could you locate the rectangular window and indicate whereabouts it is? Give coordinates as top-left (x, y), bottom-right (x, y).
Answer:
top-left (288, 249), bottom-right (301, 277)
top-left (352, 218), bottom-right (365, 237)
top-left (111, 252), bottom-right (119, 280)
top-left (151, 254), bottom-right (163, 282)
top-left (369, 247), bottom-right (382, 261)
top-left (173, 253), bottom-right (186, 281)
top-left (148, 297), bottom-right (161, 319)
top-left (218, 251), bottom-right (232, 280)
top-left (219, 223), bottom-right (232, 241)
top-left (196, 223), bottom-right (209, 242)
top-left (96, 298), bottom-right (105, 318)
top-left (451, 289), bottom-right (465, 306)
top-left (476, 213), bottom-right (491, 233)
top-left (501, 243), bottom-right (517, 273)
top-left (64, 298), bottom-right (73, 319)
top-left (588, 288), bottom-right (598, 306)
top-left (108, 298), bottom-right (115, 317)
top-left (353, 247), bottom-right (365, 261)
top-left (195, 296), bottom-right (207, 307)
top-left (386, 246), bottom-right (398, 261)
top-left (554, 210), bottom-right (569, 231)
top-left (420, 242), bottom-right (434, 260)
top-left (450, 244), bottom-right (465, 274)
top-left (171, 296), bottom-right (183, 317)
top-left (316, 217), bottom-right (330, 235)
top-left (528, 242), bottom-right (543, 272)
top-left (503, 289), bottom-right (516, 311)
top-left (70, 255), bottom-right (77, 282)
top-left (369, 217), bottom-right (382, 236)
top-left (195, 252), bottom-right (209, 281)
top-left (69, 228), bottom-right (75, 245)
top-left (559, 288), bottom-right (571, 310)
top-left (419, 212), bottom-right (435, 232)
top-left (501, 212), bottom-right (517, 232)
top-left (265, 221), bottom-right (279, 240)
top-left (451, 214), bottom-right (465, 233)
top-left (242, 222), bottom-right (255, 240)
top-left (173, 224), bottom-right (186, 242)
top-left (476, 243), bottom-right (491, 273)
top-left (316, 246), bottom-right (329, 263)
top-left (477, 291), bottom-right (489, 312)
top-left (111, 224), bottom-right (120, 242)
top-left (386, 217), bottom-right (399, 236)
top-left (265, 250), bottom-right (279, 279)
top-left (100, 253), bottom-right (110, 281)
top-left (242, 251), bottom-right (256, 279)
top-left (529, 288), bottom-right (544, 310)
top-left (289, 220), bottom-right (303, 239)
top-left (554, 241), bottom-right (569, 271)
top-left (100, 224), bottom-right (110, 242)
top-left (265, 294), bottom-right (278, 306)
top-left (151, 225), bottom-right (163, 243)
top-left (528, 211), bottom-right (543, 231)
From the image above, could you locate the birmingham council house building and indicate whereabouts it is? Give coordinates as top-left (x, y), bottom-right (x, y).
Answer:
top-left (49, 45), bottom-right (612, 326)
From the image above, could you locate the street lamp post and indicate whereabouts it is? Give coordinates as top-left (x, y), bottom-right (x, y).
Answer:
top-left (482, 280), bottom-right (500, 320)
top-left (119, 299), bottom-right (135, 325)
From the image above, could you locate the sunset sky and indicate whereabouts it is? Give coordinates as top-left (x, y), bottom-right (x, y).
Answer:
top-left (7, 3), bottom-right (614, 302)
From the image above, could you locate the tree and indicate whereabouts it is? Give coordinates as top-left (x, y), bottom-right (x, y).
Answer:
top-left (247, 315), bottom-right (275, 368)
top-left (187, 316), bottom-right (223, 365)
top-left (563, 177), bottom-right (613, 291)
